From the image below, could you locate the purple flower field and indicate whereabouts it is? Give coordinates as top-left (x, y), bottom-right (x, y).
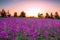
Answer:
top-left (0, 17), bottom-right (60, 40)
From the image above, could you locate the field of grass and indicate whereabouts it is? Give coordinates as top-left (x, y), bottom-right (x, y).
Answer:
top-left (0, 17), bottom-right (60, 40)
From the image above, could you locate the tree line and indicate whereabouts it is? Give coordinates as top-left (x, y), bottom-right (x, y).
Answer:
top-left (0, 9), bottom-right (60, 19)
top-left (38, 12), bottom-right (60, 19)
top-left (0, 9), bottom-right (26, 17)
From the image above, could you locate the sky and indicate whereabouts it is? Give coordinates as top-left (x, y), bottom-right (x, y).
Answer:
top-left (0, 0), bottom-right (60, 17)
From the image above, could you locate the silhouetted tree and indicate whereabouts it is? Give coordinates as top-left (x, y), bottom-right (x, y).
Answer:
top-left (38, 13), bottom-right (43, 18)
top-left (45, 12), bottom-right (50, 18)
top-left (40, 13), bottom-right (43, 18)
top-left (7, 10), bottom-right (11, 17)
top-left (14, 12), bottom-right (17, 17)
top-left (19, 11), bottom-right (26, 17)
top-left (50, 12), bottom-right (54, 19)
top-left (55, 12), bottom-right (60, 19)
top-left (1, 9), bottom-right (7, 17)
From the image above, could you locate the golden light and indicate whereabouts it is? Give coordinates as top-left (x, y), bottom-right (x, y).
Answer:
top-left (25, 7), bottom-right (43, 17)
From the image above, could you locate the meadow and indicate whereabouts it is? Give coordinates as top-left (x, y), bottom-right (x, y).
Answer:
top-left (0, 17), bottom-right (60, 40)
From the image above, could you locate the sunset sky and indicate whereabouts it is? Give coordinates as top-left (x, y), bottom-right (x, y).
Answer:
top-left (0, 0), bottom-right (60, 17)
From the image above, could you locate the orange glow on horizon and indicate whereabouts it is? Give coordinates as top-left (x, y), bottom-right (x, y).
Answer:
top-left (25, 7), bottom-right (44, 17)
